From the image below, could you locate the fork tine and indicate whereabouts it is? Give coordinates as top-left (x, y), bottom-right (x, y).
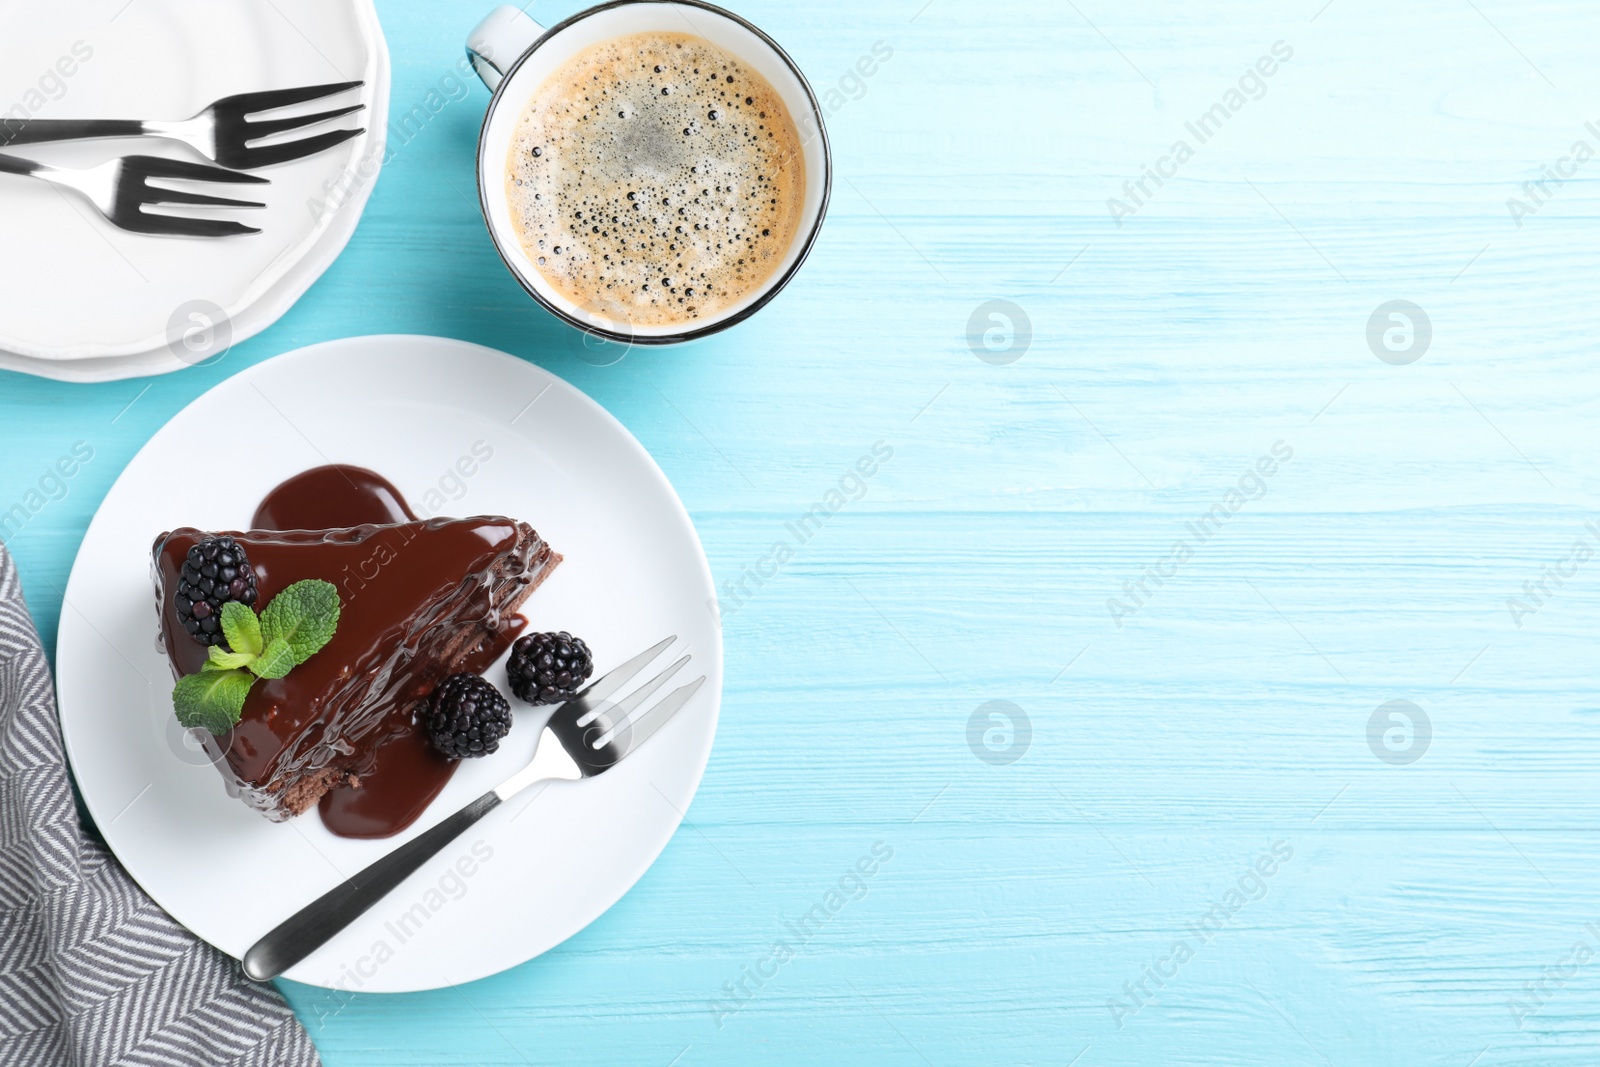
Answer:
top-left (578, 655), bottom-right (690, 729)
top-left (133, 157), bottom-right (269, 184)
top-left (242, 127), bottom-right (364, 168)
top-left (245, 103), bottom-right (365, 141)
top-left (569, 636), bottom-right (676, 712)
top-left (143, 186), bottom-right (266, 209)
top-left (126, 213), bottom-right (262, 238)
top-left (607, 677), bottom-right (706, 760)
top-left (220, 81), bottom-right (365, 116)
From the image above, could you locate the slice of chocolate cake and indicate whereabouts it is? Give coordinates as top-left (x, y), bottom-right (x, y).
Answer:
top-left (152, 519), bottom-right (558, 820)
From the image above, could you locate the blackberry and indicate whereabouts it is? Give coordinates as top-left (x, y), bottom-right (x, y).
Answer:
top-left (173, 536), bottom-right (259, 647)
top-left (424, 674), bottom-right (513, 759)
top-left (506, 631), bottom-right (594, 706)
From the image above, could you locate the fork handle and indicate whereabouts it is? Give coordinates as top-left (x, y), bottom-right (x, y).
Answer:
top-left (241, 790), bottom-right (503, 982)
top-left (0, 118), bottom-right (147, 148)
top-left (0, 153), bottom-right (43, 178)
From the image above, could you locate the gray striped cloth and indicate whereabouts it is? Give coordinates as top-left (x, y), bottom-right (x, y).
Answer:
top-left (0, 544), bottom-right (320, 1067)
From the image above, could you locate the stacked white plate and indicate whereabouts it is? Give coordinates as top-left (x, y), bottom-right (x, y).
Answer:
top-left (0, 0), bottom-right (389, 382)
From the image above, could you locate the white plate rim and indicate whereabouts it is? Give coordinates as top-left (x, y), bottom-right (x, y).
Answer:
top-left (0, 0), bottom-right (389, 369)
top-left (54, 334), bottom-right (724, 990)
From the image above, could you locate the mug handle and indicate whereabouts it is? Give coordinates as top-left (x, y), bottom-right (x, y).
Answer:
top-left (466, 5), bottom-right (546, 92)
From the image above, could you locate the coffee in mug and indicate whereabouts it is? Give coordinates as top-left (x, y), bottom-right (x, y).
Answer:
top-left (503, 31), bottom-right (806, 328)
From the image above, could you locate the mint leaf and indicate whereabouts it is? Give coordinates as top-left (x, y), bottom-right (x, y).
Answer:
top-left (250, 637), bottom-right (296, 680)
top-left (173, 669), bottom-right (254, 735)
top-left (220, 601), bottom-right (263, 657)
top-left (172, 581), bottom-right (339, 735)
top-left (259, 579), bottom-right (340, 666)
top-left (206, 646), bottom-right (257, 671)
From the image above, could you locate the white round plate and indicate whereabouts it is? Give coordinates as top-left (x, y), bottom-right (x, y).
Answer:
top-left (56, 336), bottom-right (723, 991)
top-left (0, 0), bottom-right (388, 378)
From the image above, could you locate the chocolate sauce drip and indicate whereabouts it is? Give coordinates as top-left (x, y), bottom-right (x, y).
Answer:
top-left (315, 616), bottom-right (527, 838)
top-left (253, 465), bottom-right (417, 529)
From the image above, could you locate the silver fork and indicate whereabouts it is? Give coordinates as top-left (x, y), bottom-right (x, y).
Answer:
top-left (0, 153), bottom-right (267, 237)
top-left (0, 82), bottom-right (365, 170)
top-left (242, 636), bottom-right (706, 982)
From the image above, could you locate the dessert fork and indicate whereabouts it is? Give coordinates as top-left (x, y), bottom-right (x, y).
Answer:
top-left (0, 82), bottom-right (365, 170)
top-left (0, 153), bottom-right (267, 237)
top-left (242, 636), bottom-right (706, 982)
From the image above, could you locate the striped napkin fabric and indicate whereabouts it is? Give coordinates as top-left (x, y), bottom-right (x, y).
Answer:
top-left (0, 543), bottom-right (320, 1066)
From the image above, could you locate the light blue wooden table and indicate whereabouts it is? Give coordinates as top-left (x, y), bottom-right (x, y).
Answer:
top-left (6, 0), bottom-right (1600, 1062)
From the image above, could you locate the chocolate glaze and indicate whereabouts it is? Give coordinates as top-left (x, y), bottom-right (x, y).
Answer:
top-left (154, 466), bottom-right (558, 839)
top-left (316, 615), bottom-right (528, 838)
top-left (252, 466), bottom-right (468, 838)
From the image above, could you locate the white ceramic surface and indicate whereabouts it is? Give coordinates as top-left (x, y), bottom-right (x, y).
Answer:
top-left (55, 336), bottom-right (723, 991)
top-left (0, 0), bottom-right (389, 380)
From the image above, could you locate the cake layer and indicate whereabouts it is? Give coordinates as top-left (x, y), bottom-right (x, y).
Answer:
top-left (153, 519), bottom-right (558, 819)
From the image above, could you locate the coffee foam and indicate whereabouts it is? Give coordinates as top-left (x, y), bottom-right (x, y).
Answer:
top-left (505, 31), bottom-right (806, 328)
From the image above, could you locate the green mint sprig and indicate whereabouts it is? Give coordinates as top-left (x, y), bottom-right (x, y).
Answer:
top-left (172, 579), bottom-right (341, 735)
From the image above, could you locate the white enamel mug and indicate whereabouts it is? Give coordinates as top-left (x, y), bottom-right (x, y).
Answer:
top-left (466, 1), bottom-right (832, 345)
